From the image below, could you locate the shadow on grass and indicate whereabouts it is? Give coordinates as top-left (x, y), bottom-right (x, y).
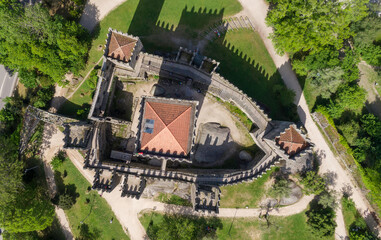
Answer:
top-left (56, 96), bottom-right (91, 120)
top-left (54, 170), bottom-right (80, 204)
top-left (127, 0), bottom-right (225, 52)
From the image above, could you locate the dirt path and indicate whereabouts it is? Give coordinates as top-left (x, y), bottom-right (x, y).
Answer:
top-left (358, 61), bottom-right (381, 120)
top-left (41, 125), bottom-right (74, 240)
top-left (80, 0), bottom-right (128, 32)
top-left (237, 0), bottom-right (381, 238)
top-left (49, 84), bottom-right (68, 113)
top-left (64, 138), bottom-right (315, 240)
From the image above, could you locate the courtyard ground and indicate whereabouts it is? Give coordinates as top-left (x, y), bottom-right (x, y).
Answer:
top-left (219, 167), bottom-right (274, 208)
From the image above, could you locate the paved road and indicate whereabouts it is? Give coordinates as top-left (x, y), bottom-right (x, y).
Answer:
top-left (0, 65), bottom-right (18, 109)
top-left (237, 0), bottom-right (381, 238)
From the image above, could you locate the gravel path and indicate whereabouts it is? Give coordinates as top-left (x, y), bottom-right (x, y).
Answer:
top-left (358, 61), bottom-right (381, 120)
top-left (42, 126), bottom-right (313, 240)
top-left (237, 0), bottom-right (381, 238)
top-left (41, 125), bottom-right (74, 240)
top-left (80, 0), bottom-right (128, 32)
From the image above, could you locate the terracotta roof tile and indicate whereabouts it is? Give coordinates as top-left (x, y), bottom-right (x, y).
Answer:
top-left (140, 100), bottom-right (194, 156)
top-left (107, 32), bottom-right (137, 62)
top-left (276, 126), bottom-right (309, 156)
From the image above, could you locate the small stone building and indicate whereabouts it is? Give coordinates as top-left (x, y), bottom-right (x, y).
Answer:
top-left (104, 28), bottom-right (143, 73)
top-left (263, 121), bottom-right (313, 173)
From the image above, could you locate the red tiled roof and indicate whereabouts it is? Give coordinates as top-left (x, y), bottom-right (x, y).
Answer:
top-left (107, 32), bottom-right (137, 62)
top-left (276, 126), bottom-right (309, 156)
top-left (140, 100), bottom-right (193, 156)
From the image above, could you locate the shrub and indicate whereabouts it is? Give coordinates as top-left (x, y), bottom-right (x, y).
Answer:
top-left (59, 193), bottom-right (74, 210)
top-left (306, 203), bottom-right (336, 238)
top-left (300, 171), bottom-right (326, 195)
top-left (51, 151), bottom-right (66, 170)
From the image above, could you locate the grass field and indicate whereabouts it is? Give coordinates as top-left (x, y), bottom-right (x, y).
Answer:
top-left (155, 193), bottom-right (192, 206)
top-left (54, 159), bottom-right (129, 239)
top-left (204, 29), bottom-right (295, 120)
top-left (219, 168), bottom-right (274, 208)
top-left (80, 0), bottom-right (242, 78)
top-left (341, 196), bottom-right (376, 238)
top-left (139, 211), bottom-right (327, 240)
top-left (58, 65), bottom-right (100, 118)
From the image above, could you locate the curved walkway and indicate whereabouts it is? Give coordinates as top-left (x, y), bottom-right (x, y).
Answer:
top-left (63, 135), bottom-right (314, 240)
top-left (237, 0), bottom-right (381, 239)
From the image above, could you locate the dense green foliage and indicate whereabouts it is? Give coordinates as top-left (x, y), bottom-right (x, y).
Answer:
top-left (300, 171), bottom-right (326, 195)
top-left (59, 194), bottom-right (75, 210)
top-left (266, 0), bottom-right (368, 55)
top-left (306, 67), bottom-right (345, 99)
top-left (0, 97), bottom-right (57, 235)
top-left (267, 0), bottom-right (381, 216)
top-left (351, 16), bottom-right (381, 66)
top-left (0, 1), bottom-right (89, 85)
top-left (317, 190), bottom-right (337, 209)
top-left (268, 178), bottom-right (291, 203)
top-left (146, 214), bottom-right (222, 240)
top-left (342, 197), bottom-right (377, 240)
top-left (141, 211), bottom-right (330, 240)
top-left (306, 202), bottom-right (336, 238)
top-left (157, 193), bottom-right (192, 207)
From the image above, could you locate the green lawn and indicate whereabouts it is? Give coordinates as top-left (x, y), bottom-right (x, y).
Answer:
top-left (342, 197), bottom-right (358, 235)
top-left (215, 96), bottom-right (253, 130)
top-left (58, 65), bottom-right (100, 118)
top-left (301, 77), bottom-right (317, 111)
top-left (54, 159), bottom-right (129, 239)
top-left (156, 193), bottom-right (192, 206)
top-left (80, 0), bottom-right (242, 78)
top-left (341, 197), bottom-right (376, 238)
top-left (67, 0), bottom-right (242, 116)
top-left (204, 29), bottom-right (296, 121)
top-left (219, 167), bottom-right (274, 208)
top-left (139, 211), bottom-right (327, 240)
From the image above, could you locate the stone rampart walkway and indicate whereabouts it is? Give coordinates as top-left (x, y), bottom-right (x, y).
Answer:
top-left (64, 134), bottom-right (314, 240)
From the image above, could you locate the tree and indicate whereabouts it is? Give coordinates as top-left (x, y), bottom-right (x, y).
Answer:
top-left (0, 137), bottom-right (23, 211)
top-left (0, 187), bottom-right (55, 233)
top-left (337, 120), bottom-right (361, 146)
top-left (266, 0), bottom-right (368, 55)
top-left (356, 43), bottom-right (381, 66)
top-left (318, 190), bottom-right (338, 209)
top-left (328, 84), bottom-right (366, 119)
top-left (30, 87), bottom-right (55, 109)
top-left (0, 2), bottom-right (89, 84)
top-left (307, 67), bottom-right (346, 99)
top-left (306, 203), bottom-right (337, 238)
top-left (300, 171), bottom-right (326, 195)
top-left (59, 194), bottom-right (74, 210)
top-left (18, 69), bottom-right (38, 89)
top-left (268, 178), bottom-right (292, 203)
top-left (292, 48), bottom-right (341, 76)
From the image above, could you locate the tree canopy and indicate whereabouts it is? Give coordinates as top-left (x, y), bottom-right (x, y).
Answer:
top-left (266, 0), bottom-right (369, 55)
top-left (0, 1), bottom-right (89, 84)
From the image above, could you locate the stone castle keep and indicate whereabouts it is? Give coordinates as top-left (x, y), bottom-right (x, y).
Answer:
top-left (23, 29), bottom-right (313, 213)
